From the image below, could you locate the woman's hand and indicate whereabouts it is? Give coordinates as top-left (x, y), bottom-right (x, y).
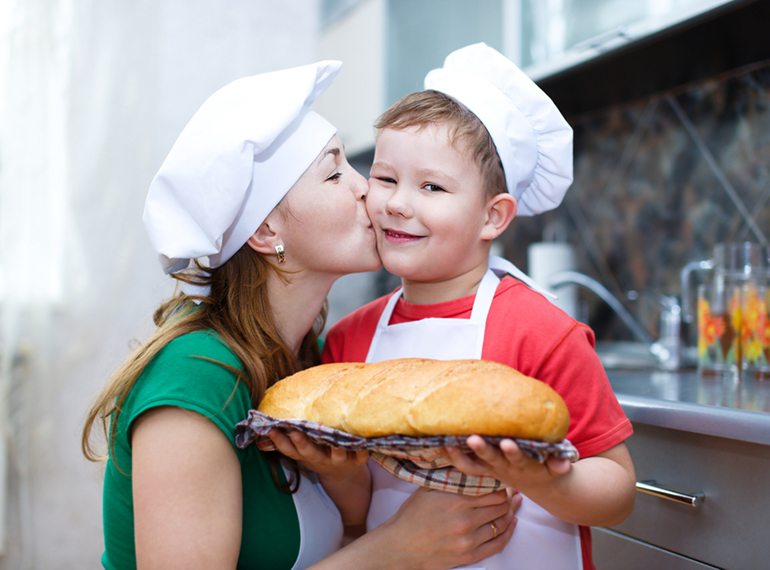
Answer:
top-left (266, 428), bottom-right (368, 481)
top-left (266, 429), bottom-right (371, 527)
top-left (378, 487), bottom-right (521, 569)
top-left (309, 486), bottom-right (521, 570)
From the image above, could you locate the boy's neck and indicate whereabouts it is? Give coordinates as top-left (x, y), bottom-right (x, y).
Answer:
top-left (400, 262), bottom-right (490, 305)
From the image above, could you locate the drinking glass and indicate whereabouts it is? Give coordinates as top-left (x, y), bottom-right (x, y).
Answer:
top-left (741, 278), bottom-right (770, 381)
top-left (697, 282), bottom-right (741, 380)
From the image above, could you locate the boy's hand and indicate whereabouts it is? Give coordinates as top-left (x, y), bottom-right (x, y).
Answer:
top-left (445, 435), bottom-right (571, 493)
top-left (266, 428), bottom-right (368, 482)
top-left (449, 438), bottom-right (636, 527)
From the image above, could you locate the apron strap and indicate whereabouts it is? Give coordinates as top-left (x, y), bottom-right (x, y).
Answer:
top-left (489, 255), bottom-right (557, 301)
top-left (468, 268), bottom-right (499, 322)
top-left (373, 287), bottom-right (403, 332)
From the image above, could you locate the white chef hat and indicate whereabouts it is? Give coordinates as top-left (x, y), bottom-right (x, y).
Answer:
top-left (424, 43), bottom-right (573, 216)
top-left (143, 60), bottom-right (341, 274)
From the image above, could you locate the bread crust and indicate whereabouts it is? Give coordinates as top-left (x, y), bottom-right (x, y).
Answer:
top-left (258, 358), bottom-right (569, 441)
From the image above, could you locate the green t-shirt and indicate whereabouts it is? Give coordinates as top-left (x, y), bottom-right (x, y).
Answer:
top-left (101, 330), bottom-right (300, 569)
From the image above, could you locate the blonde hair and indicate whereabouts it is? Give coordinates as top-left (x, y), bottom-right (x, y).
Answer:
top-left (375, 90), bottom-right (507, 198)
top-left (81, 243), bottom-right (324, 463)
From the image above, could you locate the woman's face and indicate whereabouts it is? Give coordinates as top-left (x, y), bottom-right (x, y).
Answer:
top-left (278, 135), bottom-right (381, 276)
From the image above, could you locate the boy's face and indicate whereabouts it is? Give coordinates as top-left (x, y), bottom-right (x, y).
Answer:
top-left (367, 124), bottom-right (493, 283)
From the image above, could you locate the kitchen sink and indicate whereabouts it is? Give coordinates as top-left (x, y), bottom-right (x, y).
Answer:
top-left (595, 341), bottom-right (664, 371)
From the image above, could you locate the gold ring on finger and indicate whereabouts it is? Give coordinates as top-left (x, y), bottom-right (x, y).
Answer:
top-left (490, 521), bottom-right (499, 539)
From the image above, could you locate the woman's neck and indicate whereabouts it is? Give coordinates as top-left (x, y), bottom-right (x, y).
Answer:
top-left (400, 262), bottom-right (489, 305)
top-left (266, 270), bottom-right (335, 355)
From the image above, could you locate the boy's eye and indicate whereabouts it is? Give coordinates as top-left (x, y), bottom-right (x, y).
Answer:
top-left (423, 183), bottom-right (446, 193)
top-left (373, 176), bottom-right (396, 184)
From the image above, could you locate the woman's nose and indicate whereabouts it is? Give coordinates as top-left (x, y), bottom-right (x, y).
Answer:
top-left (352, 170), bottom-right (368, 200)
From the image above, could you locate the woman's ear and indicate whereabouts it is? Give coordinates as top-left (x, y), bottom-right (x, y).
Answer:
top-left (480, 193), bottom-right (517, 241)
top-left (246, 218), bottom-right (280, 255)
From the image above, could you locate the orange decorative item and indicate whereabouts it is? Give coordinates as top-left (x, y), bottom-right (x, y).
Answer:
top-left (697, 283), bottom-right (741, 379)
top-left (741, 282), bottom-right (770, 380)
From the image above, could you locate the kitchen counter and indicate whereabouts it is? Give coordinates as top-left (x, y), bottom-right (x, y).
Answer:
top-left (596, 373), bottom-right (770, 568)
top-left (608, 370), bottom-right (770, 446)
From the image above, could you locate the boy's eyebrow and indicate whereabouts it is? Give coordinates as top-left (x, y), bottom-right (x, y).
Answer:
top-left (417, 167), bottom-right (450, 179)
top-left (370, 163), bottom-right (453, 182)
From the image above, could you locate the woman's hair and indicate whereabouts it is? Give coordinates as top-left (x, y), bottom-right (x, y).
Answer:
top-left (375, 89), bottom-right (507, 197)
top-left (81, 241), bottom-right (325, 468)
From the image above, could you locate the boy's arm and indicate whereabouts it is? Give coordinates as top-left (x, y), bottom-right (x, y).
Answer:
top-left (446, 438), bottom-right (636, 527)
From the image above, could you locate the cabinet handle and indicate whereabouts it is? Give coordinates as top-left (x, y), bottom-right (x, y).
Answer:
top-left (636, 480), bottom-right (705, 507)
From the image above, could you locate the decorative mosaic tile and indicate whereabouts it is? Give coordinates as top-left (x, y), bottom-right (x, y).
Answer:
top-left (503, 62), bottom-right (770, 343)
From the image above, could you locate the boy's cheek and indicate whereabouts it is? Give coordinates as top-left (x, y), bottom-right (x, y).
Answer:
top-left (364, 186), bottom-right (385, 217)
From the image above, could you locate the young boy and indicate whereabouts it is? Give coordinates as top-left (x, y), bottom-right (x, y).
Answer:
top-left (322, 43), bottom-right (636, 569)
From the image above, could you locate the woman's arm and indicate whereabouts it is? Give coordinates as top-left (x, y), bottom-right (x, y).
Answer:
top-left (132, 410), bottom-right (519, 570)
top-left (311, 488), bottom-right (520, 570)
top-left (132, 407), bottom-right (242, 569)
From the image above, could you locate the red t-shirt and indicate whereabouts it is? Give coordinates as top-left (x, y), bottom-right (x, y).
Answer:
top-left (323, 276), bottom-right (633, 569)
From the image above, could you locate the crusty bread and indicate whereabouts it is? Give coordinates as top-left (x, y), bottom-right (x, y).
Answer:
top-left (259, 358), bottom-right (569, 442)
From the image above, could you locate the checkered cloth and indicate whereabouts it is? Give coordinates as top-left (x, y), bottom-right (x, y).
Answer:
top-left (235, 410), bottom-right (579, 496)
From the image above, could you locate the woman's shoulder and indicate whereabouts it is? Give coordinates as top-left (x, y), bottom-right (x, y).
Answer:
top-left (126, 330), bottom-right (250, 431)
top-left (159, 329), bottom-right (241, 368)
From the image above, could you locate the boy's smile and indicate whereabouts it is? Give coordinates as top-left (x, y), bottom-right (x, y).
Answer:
top-left (382, 227), bottom-right (425, 244)
top-left (367, 124), bottom-right (496, 292)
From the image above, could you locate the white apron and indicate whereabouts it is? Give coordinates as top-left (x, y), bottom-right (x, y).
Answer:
top-left (365, 256), bottom-right (582, 570)
top-left (283, 465), bottom-right (344, 570)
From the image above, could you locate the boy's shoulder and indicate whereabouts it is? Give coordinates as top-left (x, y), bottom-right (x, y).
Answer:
top-left (329, 291), bottom-right (393, 333)
top-left (493, 276), bottom-right (575, 325)
top-left (491, 276), bottom-right (591, 350)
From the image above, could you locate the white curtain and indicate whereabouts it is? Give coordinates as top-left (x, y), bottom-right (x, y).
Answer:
top-left (0, 1), bottom-right (319, 567)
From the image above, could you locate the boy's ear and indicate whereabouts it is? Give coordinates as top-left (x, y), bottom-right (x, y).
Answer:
top-left (246, 217), bottom-right (281, 255)
top-left (480, 193), bottom-right (517, 241)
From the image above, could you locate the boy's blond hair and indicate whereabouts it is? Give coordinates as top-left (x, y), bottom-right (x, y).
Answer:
top-left (375, 90), bottom-right (506, 198)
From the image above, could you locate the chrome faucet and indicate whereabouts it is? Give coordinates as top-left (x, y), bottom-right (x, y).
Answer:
top-left (546, 271), bottom-right (681, 370)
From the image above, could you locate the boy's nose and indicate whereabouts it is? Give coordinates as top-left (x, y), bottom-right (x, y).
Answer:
top-left (385, 190), bottom-right (412, 218)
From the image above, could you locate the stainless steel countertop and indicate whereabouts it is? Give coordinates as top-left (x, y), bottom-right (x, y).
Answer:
top-left (608, 370), bottom-right (770, 446)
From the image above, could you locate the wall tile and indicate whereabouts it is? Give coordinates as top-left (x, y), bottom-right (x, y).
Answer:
top-left (503, 62), bottom-right (770, 343)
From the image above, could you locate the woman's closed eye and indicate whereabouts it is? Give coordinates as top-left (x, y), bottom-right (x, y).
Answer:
top-left (325, 171), bottom-right (342, 182)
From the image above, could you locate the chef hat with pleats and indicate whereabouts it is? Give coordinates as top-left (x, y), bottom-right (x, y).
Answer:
top-left (424, 43), bottom-right (572, 216)
top-left (143, 60), bottom-right (341, 274)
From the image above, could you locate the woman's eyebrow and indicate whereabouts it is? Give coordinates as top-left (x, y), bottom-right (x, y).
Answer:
top-left (317, 147), bottom-right (340, 165)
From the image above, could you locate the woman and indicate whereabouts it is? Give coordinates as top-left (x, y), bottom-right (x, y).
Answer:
top-left (82, 60), bottom-right (518, 569)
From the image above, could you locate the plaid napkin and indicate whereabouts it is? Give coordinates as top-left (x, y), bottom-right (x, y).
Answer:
top-left (235, 410), bottom-right (579, 496)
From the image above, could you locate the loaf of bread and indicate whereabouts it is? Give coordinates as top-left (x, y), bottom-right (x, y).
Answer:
top-left (259, 358), bottom-right (569, 442)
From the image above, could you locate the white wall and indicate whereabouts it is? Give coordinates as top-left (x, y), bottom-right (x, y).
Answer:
top-left (0, 1), bottom-right (319, 568)
top-left (315, 0), bottom-right (385, 156)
